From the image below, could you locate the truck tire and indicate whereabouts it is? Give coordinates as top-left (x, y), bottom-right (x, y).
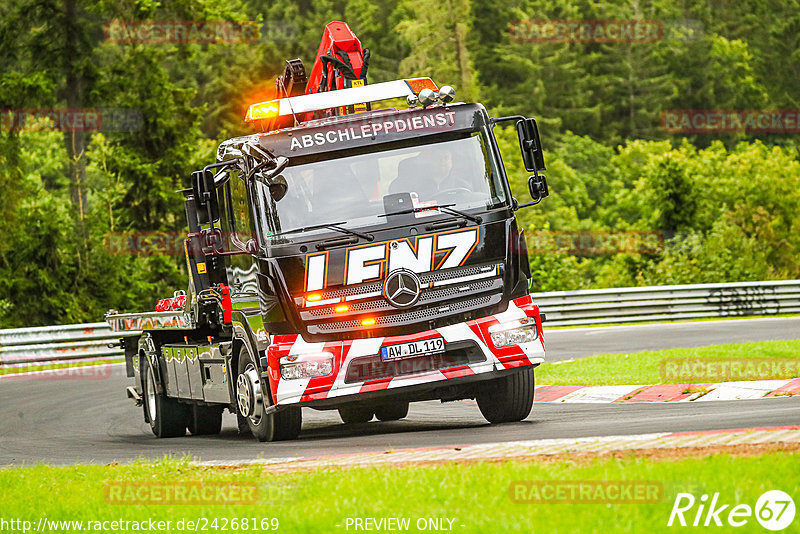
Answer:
top-left (374, 402), bottom-right (409, 421)
top-left (236, 344), bottom-right (302, 442)
top-left (338, 406), bottom-right (374, 424)
top-left (187, 405), bottom-right (223, 436)
top-left (476, 366), bottom-right (535, 424)
top-left (142, 356), bottom-right (188, 438)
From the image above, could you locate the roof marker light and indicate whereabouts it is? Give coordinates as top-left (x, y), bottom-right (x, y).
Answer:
top-left (245, 100), bottom-right (280, 123)
top-left (405, 77), bottom-right (439, 93)
top-left (417, 88), bottom-right (437, 107)
top-left (243, 78), bottom-right (442, 125)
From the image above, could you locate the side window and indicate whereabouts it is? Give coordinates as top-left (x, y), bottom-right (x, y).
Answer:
top-left (229, 172), bottom-right (253, 249)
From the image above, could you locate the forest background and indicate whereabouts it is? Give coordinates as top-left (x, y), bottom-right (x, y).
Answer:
top-left (1, 0), bottom-right (798, 326)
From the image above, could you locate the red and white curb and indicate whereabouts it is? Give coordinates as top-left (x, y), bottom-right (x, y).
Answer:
top-left (196, 425), bottom-right (800, 470)
top-left (532, 378), bottom-right (800, 403)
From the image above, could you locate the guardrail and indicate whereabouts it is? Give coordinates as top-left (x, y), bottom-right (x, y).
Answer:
top-left (1, 280), bottom-right (798, 367)
top-left (0, 322), bottom-right (130, 368)
top-left (534, 280), bottom-right (800, 326)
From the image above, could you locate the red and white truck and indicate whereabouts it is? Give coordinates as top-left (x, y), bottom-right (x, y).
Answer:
top-left (107, 21), bottom-right (549, 441)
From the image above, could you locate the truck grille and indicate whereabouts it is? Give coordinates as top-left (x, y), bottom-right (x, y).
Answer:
top-left (303, 278), bottom-right (500, 319)
top-left (308, 293), bottom-right (501, 334)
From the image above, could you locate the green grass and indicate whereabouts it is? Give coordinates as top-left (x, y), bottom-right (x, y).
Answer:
top-left (0, 358), bottom-right (123, 376)
top-left (536, 339), bottom-right (800, 386)
top-left (1, 452), bottom-right (798, 533)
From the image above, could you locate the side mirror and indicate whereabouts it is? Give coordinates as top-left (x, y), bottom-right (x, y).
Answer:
top-left (527, 174), bottom-right (549, 205)
top-left (516, 118), bottom-right (546, 173)
top-left (251, 155), bottom-right (290, 201)
top-left (191, 169), bottom-right (219, 224)
top-left (263, 174), bottom-right (288, 202)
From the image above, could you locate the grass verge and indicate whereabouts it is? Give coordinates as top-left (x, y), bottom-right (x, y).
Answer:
top-left (1, 451), bottom-right (798, 533)
top-left (536, 339), bottom-right (800, 386)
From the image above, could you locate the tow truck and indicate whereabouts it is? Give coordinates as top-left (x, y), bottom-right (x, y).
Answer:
top-left (107, 21), bottom-right (550, 441)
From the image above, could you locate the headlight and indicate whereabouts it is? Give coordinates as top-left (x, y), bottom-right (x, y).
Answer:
top-left (488, 317), bottom-right (539, 347)
top-left (279, 353), bottom-right (334, 380)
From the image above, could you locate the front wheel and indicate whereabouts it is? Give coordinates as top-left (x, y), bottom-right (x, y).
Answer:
top-left (236, 345), bottom-right (302, 442)
top-left (142, 356), bottom-right (188, 438)
top-left (475, 366), bottom-right (535, 424)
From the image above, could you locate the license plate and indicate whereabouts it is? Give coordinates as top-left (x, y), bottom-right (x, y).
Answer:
top-left (380, 337), bottom-right (445, 360)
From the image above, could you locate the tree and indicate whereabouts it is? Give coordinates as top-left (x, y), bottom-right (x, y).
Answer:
top-left (396, 0), bottom-right (481, 102)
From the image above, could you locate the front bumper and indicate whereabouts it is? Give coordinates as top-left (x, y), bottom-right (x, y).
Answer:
top-left (266, 295), bottom-right (545, 406)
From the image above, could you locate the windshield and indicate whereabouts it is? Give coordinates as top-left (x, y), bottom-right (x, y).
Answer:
top-left (257, 132), bottom-right (506, 242)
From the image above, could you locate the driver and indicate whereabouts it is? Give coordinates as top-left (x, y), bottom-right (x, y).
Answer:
top-left (389, 146), bottom-right (472, 199)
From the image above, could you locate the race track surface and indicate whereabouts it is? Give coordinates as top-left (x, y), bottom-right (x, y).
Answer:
top-left (2, 317), bottom-right (799, 466)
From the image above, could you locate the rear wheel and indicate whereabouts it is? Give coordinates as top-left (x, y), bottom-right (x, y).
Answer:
top-left (236, 344), bottom-right (302, 442)
top-left (338, 406), bottom-right (374, 424)
top-left (476, 366), bottom-right (535, 424)
top-left (187, 405), bottom-right (223, 436)
top-left (142, 356), bottom-right (188, 438)
top-left (374, 402), bottom-right (409, 421)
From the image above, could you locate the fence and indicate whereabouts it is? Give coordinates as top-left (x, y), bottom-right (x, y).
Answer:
top-left (533, 280), bottom-right (800, 326)
top-left (0, 322), bottom-right (125, 368)
top-left (1, 280), bottom-right (798, 368)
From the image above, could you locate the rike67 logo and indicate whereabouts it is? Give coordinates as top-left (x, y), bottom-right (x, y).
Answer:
top-left (668, 490), bottom-right (795, 531)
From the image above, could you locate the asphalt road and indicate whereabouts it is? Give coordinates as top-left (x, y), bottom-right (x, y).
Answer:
top-left (544, 316), bottom-right (800, 361)
top-left (1, 317), bottom-right (799, 466)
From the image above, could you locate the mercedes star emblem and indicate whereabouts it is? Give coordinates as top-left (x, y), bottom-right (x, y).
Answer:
top-left (383, 269), bottom-right (421, 308)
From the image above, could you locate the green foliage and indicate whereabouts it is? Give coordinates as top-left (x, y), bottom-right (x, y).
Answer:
top-left (0, 0), bottom-right (799, 324)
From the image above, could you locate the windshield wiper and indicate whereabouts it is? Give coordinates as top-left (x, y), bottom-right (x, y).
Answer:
top-left (272, 222), bottom-right (374, 241)
top-left (437, 206), bottom-right (482, 224)
top-left (379, 203), bottom-right (482, 224)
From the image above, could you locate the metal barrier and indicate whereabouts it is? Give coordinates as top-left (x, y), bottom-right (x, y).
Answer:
top-left (0, 323), bottom-right (130, 368)
top-left (534, 280), bottom-right (800, 326)
top-left (1, 280), bottom-right (798, 367)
